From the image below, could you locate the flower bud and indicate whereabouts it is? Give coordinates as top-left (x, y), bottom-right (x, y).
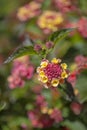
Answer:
top-left (34, 44), bottom-right (42, 52)
top-left (46, 41), bottom-right (53, 49)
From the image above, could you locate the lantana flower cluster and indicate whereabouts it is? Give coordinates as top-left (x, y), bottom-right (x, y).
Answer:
top-left (37, 58), bottom-right (69, 88)
top-left (65, 17), bottom-right (87, 38)
top-left (17, 1), bottom-right (41, 21)
top-left (27, 89), bottom-right (82, 129)
top-left (77, 17), bottom-right (87, 38)
top-left (8, 56), bottom-right (34, 89)
top-left (37, 11), bottom-right (63, 34)
top-left (68, 55), bottom-right (87, 87)
top-left (70, 101), bottom-right (83, 115)
top-left (28, 95), bottom-right (63, 128)
top-left (16, 0), bottom-right (87, 39)
top-left (53, 0), bottom-right (77, 13)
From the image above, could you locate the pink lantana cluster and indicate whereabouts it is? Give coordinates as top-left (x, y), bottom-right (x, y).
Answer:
top-left (28, 95), bottom-right (63, 128)
top-left (65, 17), bottom-right (87, 38)
top-left (37, 58), bottom-right (69, 88)
top-left (17, 1), bottom-right (41, 21)
top-left (77, 17), bottom-right (87, 38)
top-left (70, 102), bottom-right (83, 115)
top-left (8, 57), bottom-right (34, 89)
top-left (67, 72), bottom-right (77, 87)
top-left (64, 21), bottom-right (77, 36)
top-left (68, 55), bottom-right (87, 87)
top-left (53, 0), bottom-right (77, 13)
top-left (75, 55), bottom-right (87, 70)
top-left (50, 108), bottom-right (63, 123)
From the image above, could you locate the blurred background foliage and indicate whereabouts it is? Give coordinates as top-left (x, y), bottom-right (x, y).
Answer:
top-left (0, 0), bottom-right (87, 130)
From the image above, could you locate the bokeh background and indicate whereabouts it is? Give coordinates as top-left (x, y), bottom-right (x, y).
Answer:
top-left (0, 0), bottom-right (87, 130)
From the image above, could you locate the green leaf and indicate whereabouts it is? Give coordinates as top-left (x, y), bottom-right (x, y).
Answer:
top-left (62, 108), bottom-right (69, 118)
top-left (4, 45), bottom-right (37, 64)
top-left (4, 28), bottom-right (75, 63)
top-left (42, 0), bottom-right (51, 10)
top-left (9, 117), bottom-right (30, 126)
top-left (63, 120), bottom-right (86, 130)
top-left (59, 80), bottom-right (76, 102)
top-left (49, 28), bottom-right (75, 44)
top-left (45, 28), bottom-right (75, 57)
top-left (76, 75), bottom-right (87, 103)
top-left (65, 80), bottom-right (75, 101)
top-left (39, 49), bottom-right (47, 59)
top-left (0, 102), bottom-right (6, 111)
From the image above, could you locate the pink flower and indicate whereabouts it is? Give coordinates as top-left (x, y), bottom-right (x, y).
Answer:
top-left (78, 17), bottom-right (87, 38)
top-left (21, 124), bottom-right (27, 129)
top-left (39, 115), bottom-right (54, 128)
top-left (36, 95), bottom-right (45, 106)
top-left (26, 66), bottom-right (34, 79)
top-left (28, 110), bottom-right (42, 128)
top-left (53, 0), bottom-right (77, 13)
top-left (50, 108), bottom-right (63, 123)
top-left (70, 102), bottom-right (83, 115)
top-left (34, 44), bottom-right (42, 53)
top-left (64, 21), bottom-right (77, 36)
top-left (75, 55), bottom-right (87, 66)
top-left (46, 41), bottom-right (54, 49)
top-left (44, 63), bottom-right (62, 80)
top-left (8, 57), bottom-right (34, 89)
top-left (75, 55), bottom-right (87, 74)
top-left (28, 110), bottom-right (54, 128)
top-left (68, 55), bottom-right (87, 87)
top-left (17, 1), bottom-right (41, 21)
top-left (67, 72), bottom-right (77, 87)
top-left (28, 110), bottom-right (38, 121)
top-left (28, 94), bottom-right (63, 128)
top-left (8, 75), bottom-right (25, 89)
top-left (37, 58), bottom-right (69, 88)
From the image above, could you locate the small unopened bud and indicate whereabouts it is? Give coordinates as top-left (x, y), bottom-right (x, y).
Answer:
top-left (34, 44), bottom-right (42, 52)
top-left (46, 41), bottom-right (53, 49)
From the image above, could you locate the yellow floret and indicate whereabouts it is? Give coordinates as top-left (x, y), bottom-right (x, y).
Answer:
top-left (61, 71), bottom-right (68, 79)
top-left (39, 22), bottom-right (46, 28)
top-left (51, 58), bottom-right (58, 64)
top-left (39, 71), bottom-right (45, 77)
top-left (37, 67), bottom-right (41, 73)
top-left (74, 89), bottom-right (79, 96)
top-left (61, 63), bottom-right (67, 69)
top-left (48, 109), bottom-right (53, 115)
top-left (17, 7), bottom-right (28, 18)
top-left (51, 78), bottom-right (59, 87)
top-left (41, 107), bottom-right (48, 114)
top-left (41, 76), bottom-right (48, 83)
top-left (54, 14), bottom-right (63, 24)
top-left (29, 1), bottom-right (41, 9)
top-left (51, 58), bottom-right (61, 64)
top-left (40, 61), bottom-right (48, 68)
